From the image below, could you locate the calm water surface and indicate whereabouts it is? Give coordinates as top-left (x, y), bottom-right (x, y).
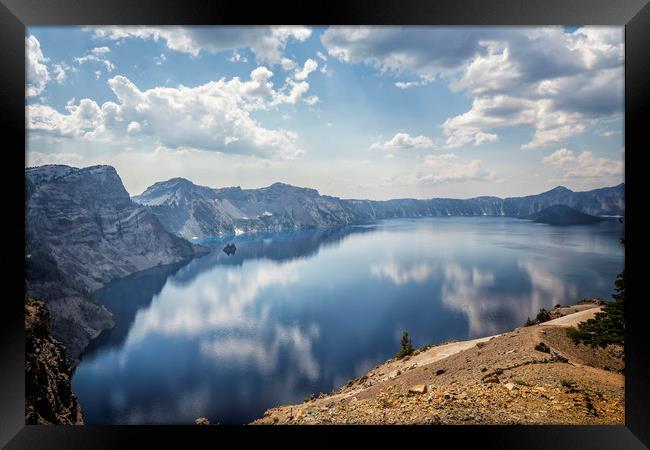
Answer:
top-left (72, 217), bottom-right (624, 424)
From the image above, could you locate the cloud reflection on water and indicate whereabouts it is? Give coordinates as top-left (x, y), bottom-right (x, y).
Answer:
top-left (73, 217), bottom-right (623, 424)
top-left (125, 260), bottom-right (303, 343)
top-left (440, 259), bottom-right (578, 337)
top-left (370, 261), bottom-right (436, 285)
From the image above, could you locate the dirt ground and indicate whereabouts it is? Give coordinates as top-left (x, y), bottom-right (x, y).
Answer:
top-left (251, 303), bottom-right (624, 425)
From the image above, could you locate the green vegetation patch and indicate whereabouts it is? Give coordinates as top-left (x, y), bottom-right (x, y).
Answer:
top-left (396, 330), bottom-right (415, 359)
top-left (567, 271), bottom-right (625, 348)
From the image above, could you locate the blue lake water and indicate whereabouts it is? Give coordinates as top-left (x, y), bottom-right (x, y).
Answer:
top-left (72, 217), bottom-right (624, 424)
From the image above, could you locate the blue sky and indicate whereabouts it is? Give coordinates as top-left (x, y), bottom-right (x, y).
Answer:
top-left (26, 26), bottom-right (624, 199)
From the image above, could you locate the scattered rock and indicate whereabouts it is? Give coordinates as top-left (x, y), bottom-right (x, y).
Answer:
top-left (535, 342), bottom-right (551, 353)
top-left (504, 383), bottom-right (516, 391)
top-left (476, 342), bottom-right (486, 349)
top-left (483, 374), bottom-right (500, 383)
top-left (409, 384), bottom-right (428, 394)
top-left (480, 367), bottom-right (488, 372)
top-left (436, 369), bottom-right (446, 376)
top-left (550, 351), bottom-right (568, 363)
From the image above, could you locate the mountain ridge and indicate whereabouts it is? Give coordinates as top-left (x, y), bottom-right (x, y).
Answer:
top-left (129, 172), bottom-right (624, 239)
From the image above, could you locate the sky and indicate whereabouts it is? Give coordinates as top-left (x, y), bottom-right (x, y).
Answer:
top-left (25, 26), bottom-right (624, 200)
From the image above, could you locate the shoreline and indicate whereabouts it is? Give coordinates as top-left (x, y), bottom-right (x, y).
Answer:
top-left (251, 302), bottom-right (624, 425)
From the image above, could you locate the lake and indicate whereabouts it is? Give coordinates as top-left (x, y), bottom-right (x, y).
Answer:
top-left (72, 217), bottom-right (624, 424)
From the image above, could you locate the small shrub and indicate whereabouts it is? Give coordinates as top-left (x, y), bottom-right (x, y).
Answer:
top-left (524, 308), bottom-right (552, 326)
top-left (535, 308), bottom-right (552, 323)
top-left (560, 379), bottom-right (575, 388)
top-left (396, 330), bottom-right (415, 359)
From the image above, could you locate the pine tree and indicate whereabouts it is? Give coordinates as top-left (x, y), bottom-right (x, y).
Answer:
top-left (567, 270), bottom-right (625, 347)
top-left (397, 330), bottom-right (414, 358)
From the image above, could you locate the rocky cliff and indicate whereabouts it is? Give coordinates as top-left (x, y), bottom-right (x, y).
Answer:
top-left (133, 178), bottom-right (359, 239)
top-left (25, 298), bottom-right (84, 425)
top-left (25, 164), bottom-right (209, 363)
top-left (134, 177), bottom-right (624, 239)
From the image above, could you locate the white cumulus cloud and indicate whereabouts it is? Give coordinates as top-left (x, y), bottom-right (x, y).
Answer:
top-left (543, 148), bottom-right (623, 183)
top-left (27, 66), bottom-right (316, 159)
top-left (294, 58), bottom-right (318, 81)
top-left (88, 26), bottom-right (312, 64)
top-left (74, 46), bottom-right (116, 73)
top-left (26, 35), bottom-right (50, 97)
top-left (323, 26), bottom-right (624, 150)
top-left (371, 132), bottom-right (435, 151)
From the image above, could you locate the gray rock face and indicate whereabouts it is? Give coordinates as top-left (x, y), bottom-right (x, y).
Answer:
top-left (26, 280), bottom-right (114, 366)
top-left (27, 165), bottom-right (205, 291)
top-left (134, 177), bottom-right (624, 239)
top-left (133, 179), bottom-right (360, 239)
top-left (26, 164), bottom-right (208, 362)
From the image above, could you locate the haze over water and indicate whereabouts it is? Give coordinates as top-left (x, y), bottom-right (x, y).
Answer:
top-left (72, 217), bottom-right (624, 424)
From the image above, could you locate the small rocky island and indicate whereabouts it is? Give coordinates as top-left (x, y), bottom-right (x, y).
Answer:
top-left (223, 243), bottom-right (237, 255)
top-left (524, 204), bottom-right (609, 225)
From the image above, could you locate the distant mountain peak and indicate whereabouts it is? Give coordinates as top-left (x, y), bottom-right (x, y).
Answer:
top-left (161, 177), bottom-right (194, 187)
top-left (140, 177), bottom-right (195, 194)
top-left (268, 182), bottom-right (293, 188)
top-left (545, 185), bottom-right (572, 194)
top-left (81, 165), bottom-right (117, 173)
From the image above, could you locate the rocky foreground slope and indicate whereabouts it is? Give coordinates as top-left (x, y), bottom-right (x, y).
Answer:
top-left (26, 164), bottom-right (208, 363)
top-left (133, 177), bottom-right (624, 240)
top-left (25, 298), bottom-right (84, 425)
top-left (252, 304), bottom-right (624, 425)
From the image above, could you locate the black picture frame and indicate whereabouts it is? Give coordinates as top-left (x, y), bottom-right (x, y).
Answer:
top-left (2, 0), bottom-right (649, 448)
